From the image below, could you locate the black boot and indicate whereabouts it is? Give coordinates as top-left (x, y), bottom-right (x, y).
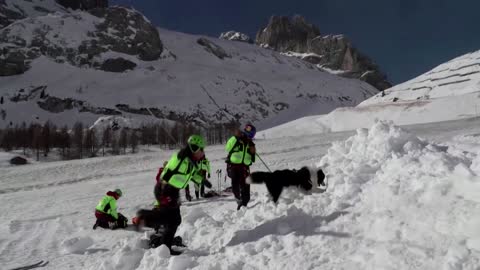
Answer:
top-left (149, 233), bottom-right (166, 249)
top-left (172, 236), bottom-right (186, 247)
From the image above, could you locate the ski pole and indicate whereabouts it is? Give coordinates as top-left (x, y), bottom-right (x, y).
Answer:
top-left (256, 153), bottom-right (272, 172)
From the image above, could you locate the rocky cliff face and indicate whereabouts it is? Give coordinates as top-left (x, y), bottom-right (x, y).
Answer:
top-left (256, 15), bottom-right (320, 52)
top-left (0, 0), bottom-right (66, 28)
top-left (0, 6), bottom-right (162, 76)
top-left (55, 0), bottom-right (108, 11)
top-left (256, 15), bottom-right (391, 90)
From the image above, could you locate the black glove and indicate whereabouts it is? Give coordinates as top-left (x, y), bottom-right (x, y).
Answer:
top-left (116, 213), bottom-right (128, 229)
top-left (203, 179), bottom-right (212, 189)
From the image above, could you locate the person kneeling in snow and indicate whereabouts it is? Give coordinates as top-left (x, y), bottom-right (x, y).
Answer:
top-left (247, 167), bottom-right (326, 203)
top-left (93, 188), bottom-right (128, 230)
top-left (133, 135), bottom-right (207, 253)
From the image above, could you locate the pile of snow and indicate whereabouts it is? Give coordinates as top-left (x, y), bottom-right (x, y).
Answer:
top-left (316, 121), bottom-right (480, 268)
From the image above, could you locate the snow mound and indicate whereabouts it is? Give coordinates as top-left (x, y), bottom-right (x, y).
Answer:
top-left (318, 121), bottom-right (480, 268)
top-left (60, 236), bottom-right (94, 254)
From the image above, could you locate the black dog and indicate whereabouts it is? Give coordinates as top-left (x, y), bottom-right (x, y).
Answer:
top-left (247, 167), bottom-right (326, 203)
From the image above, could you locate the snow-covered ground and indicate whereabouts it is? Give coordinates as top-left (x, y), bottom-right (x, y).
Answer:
top-left (1, 118), bottom-right (480, 270)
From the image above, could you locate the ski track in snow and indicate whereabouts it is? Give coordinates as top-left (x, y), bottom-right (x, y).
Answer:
top-left (1, 120), bottom-right (480, 269)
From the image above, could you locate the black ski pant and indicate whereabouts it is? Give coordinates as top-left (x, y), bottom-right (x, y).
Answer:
top-left (95, 211), bottom-right (127, 229)
top-left (137, 207), bottom-right (181, 248)
top-left (230, 165), bottom-right (250, 208)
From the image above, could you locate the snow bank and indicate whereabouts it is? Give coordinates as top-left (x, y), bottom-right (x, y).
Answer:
top-left (319, 121), bottom-right (480, 269)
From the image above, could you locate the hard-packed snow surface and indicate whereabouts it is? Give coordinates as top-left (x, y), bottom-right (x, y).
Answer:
top-left (1, 120), bottom-right (480, 269)
top-left (259, 50), bottom-right (480, 139)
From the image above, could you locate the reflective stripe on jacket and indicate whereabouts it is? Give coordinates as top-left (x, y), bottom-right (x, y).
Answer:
top-left (225, 136), bottom-right (254, 166)
top-left (160, 151), bottom-right (201, 189)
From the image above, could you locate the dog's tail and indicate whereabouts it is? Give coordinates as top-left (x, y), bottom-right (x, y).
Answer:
top-left (246, 171), bottom-right (270, 184)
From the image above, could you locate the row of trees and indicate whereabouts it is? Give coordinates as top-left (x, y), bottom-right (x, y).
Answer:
top-left (0, 120), bottom-right (239, 161)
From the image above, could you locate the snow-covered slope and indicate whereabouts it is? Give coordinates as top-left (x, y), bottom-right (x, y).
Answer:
top-left (259, 50), bottom-right (480, 139)
top-left (1, 120), bottom-right (480, 269)
top-left (362, 50), bottom-right (480, 104)
top-left (0, 8), bottom-right (377, 129)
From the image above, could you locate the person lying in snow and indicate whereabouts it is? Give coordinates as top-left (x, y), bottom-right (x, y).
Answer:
top-left (247, 167), bottom-right (326, 203)
top-left (93, 188), bottom-right (128, 230)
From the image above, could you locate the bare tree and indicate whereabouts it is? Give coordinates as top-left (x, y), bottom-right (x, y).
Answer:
top-left (41, 121), bottom-right (51, 157)
top-left (58, 125), bottom-right (71, 159)
top-left (84, 128), bottom-right (97, 157)
top-left (130, 130), bottom-right (139, 153)
top-left (31, 124), bottom-right (42, 161)
top-left (18, 122), bottom-right (28, 155)
top-left (101, 127), bottom-right (112, 156)
top-left (119, 128), bottom-right (128, 154)
top-left (72, 122), bottom-right (84, 159)
top-left (111, 134), bottom-right (120, 155)
top-left (0, 128), bottom-right (14, 151)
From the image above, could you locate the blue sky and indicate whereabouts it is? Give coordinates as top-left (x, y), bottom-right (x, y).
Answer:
top-left (111, 0), bottom-right (480, 84)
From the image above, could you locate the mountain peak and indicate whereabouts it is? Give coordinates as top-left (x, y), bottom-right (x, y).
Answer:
top-left (256, 15), bottom-right (320, 53)
top-left (256, 15), bottom-right (391, 90)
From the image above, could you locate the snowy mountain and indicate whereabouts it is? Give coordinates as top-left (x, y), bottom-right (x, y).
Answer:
top-left (259, 50), bottom-right (480, 139)
top-left (0, 7), bottom-right (377, 129)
